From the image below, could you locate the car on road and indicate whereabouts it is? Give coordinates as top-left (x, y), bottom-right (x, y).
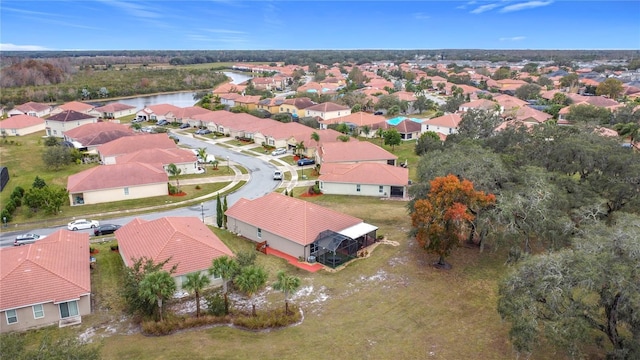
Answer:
top-left (273, 171), bottom-right (283, 180)
top-left (68, 219), bottom-right (100, 231)
top-left (93, 224), bottom-right (121, 236)
top-left (195, 128), bottom-right (212, 135)
top-left (14, 233), bottom-right (46, 246)
top-left (271, 148), bottom-right (287, 156)
top-left (179, 123), bottom-right (190, 129)
top-left (297, 158), bottom-right (315, 166)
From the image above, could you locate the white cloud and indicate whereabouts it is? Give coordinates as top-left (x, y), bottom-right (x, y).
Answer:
top-left (413, 12), bottom-right (430, 20)
top-left (470, 3), bottom-right (501, 14)
top-left (499, 36), bottom-right (526, 41)
top-left (0, 43), bottom-right (50, 51)
top-left (500, 1), bottom-right (553, 13)
top-left (204, 29), bottom-right (246, 34)
top-left (98, 0), bottom-right (161, 19)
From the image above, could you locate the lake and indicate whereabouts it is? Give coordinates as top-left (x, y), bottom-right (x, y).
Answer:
top-left (104, 71), bottom-right (253, 108)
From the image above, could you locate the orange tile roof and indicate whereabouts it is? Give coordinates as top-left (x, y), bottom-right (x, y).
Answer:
top-left (494, 94), bottom-right (529, 109)
top-left (321, 112), bottom-right (386, 127)
top-left (306, 102), bottom-right (350, 112)
top-left (171, 106), bottom-right (212, 120)
top-left (116, 217), bottom-right (234, 276)
top-left (0, 230), bottom-right (90, 311)
top-left (97, 133), bottom-right (177, 157)
top-left (225, 192), bottom-right (363, 246)
top-left (67, 162), bottom-right (167, 192)
top-left (0, 114), bottom-right (44, 129)
top-left (320, 141), bottom-right (397, 163)
top-left (14, 101), bottom-right (51, 113)
top-left (282, 97), bottom-right (316, 109)
top-left (58, 101), bottom-right (94, 112)
top-left (64, 122), bottom-right (134, 145)
top-left (48, 110), bottom-right (96, 122)
top-left (494, 120), bottom-right (536, 132)
top-left (94, 103), bottom-right (136, 113)
top-left (423, 113), bottom-right (462, 128)
top-left (213, 82), bottom-right (246, 94)
top-left (460, 99), bottom-right (497, 111)
top-left (115, 148), bottom-right (196, 165)
top-left (509, 106), bottom-right (552, 123)
top-left (142, 103), bottom-right (182, 116)
top-left (320, 162), bottom-right (408, 186)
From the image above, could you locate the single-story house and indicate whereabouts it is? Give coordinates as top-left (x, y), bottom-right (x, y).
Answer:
top-left (318, 141), bottom-right (398, 166)
top-left (97, 133), bottom-right (178, 164)
top-left (318, 112), bottom-right (386, 132)
top-left (67, 162), bottom-right (168, 206)
top-left (135, 104), bottom-right (181, 122)
top-left (319, 162), bottom-right (409, 198)
top-left (115, 217), bottom-right (234, 290)
top-left (7, 101), bottom-right (52, 118)
top-left (94, 103), bottom-right (137, 119)
top-left (421, 113), bottom-right (462, 136)
top-left (0, 114), bottom-right (45, 136)
top-left (226, 192), bottom-right (378, 267)
top-left (115, 148), bottom-right (200, 175)
top-left (305, 102), bottom-right (351, 121)
top-left (63, 122), bottom-right (135, 151)
top-left (0, 230), bottom-right (91, 333)
top-left (45, 110), bottom-right (99, 138)
top-left (51, 101), bottom-right (100, 117)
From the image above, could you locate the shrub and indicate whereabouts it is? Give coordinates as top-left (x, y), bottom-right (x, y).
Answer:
top-left (168, 183), bottom-right (178, 195)
top-left (195, 185), bottom-right (201, 190)
top-left (232, 306), bottom-right (301, 330)
top-left (0, 209), bottom-right (11, 223)
top-left (377, 234), bottom-right (384, 240)
top-left (110, 244), bottom-right (119, 251)
top-left (90, 246), bottom-right (95, 253)
top-left (4, 199), bottom-right (16, 214)
top-left (141, 313), bottom-right (230, 336)
top-left (205, 291), bottom-right (228, 316)
top-left (236, 251), bottom-right (257, 268)
top-left (10, 186), bottom-right (25, 199)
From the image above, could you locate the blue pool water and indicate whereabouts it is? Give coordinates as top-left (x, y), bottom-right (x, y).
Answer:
top-left (386, 117), bottom-right (423, 126)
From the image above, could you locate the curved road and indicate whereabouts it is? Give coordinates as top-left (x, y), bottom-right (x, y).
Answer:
top-left (0, 133), bottom-right (282, 247)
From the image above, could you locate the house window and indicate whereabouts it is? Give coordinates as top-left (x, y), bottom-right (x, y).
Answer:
top-left (124, 187), bottom-right (129, 195)
top-left (449, 128), bottom-right (453, 134)
top-left (356, 184), bottom-right (361, 192)
top-left (33, 304), bottom-right (44, 319)
top-left (310, 243), bottom-right (318, 254)
top-left (59, 300), bottom-right (79, 319)
top-left (6, 309), bottom-right (17, 324)
top-left (257, 228), bottom-right (262, 239)
top-left (379, 186), bottom-right (384, 193)
top-left (53, 130), bottom-right (58, 135)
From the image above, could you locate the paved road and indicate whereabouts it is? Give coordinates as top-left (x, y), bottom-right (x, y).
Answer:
top-left (0, 132), bottom-right (287, 247)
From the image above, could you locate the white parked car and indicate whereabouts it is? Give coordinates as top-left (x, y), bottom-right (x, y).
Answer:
top-left (67, 219), bottom-right (100, 231)
top-left (271, 148), bottom-right (287, 156)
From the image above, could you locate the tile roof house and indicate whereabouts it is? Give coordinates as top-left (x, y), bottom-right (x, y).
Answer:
top-left (115, 148), bottom-right (200, 175)
top-left (135, 104), bottom-right (182, 122)
top-left (504, 106), bottom-right (552, 124)
top-left (232, 95), bottom-right (262, 110)
top-left (305, 102), bottom-right (351, 121)
top-left (319, 112), bottom-right (386, 133)
top-left (421, 113), bottom-right (462, 136)
top-left (0, 230), bottom-right (91, 333)
top-left (63, 122), bottom-right (135, 151)
top-left (116, 217), bottom-right (234, 290)
top-left (318, 141), bottom-right (398, 166)
top-left (94, 103), bottom-right (137, 119)
top-left (493, 94), bottom-right (530, 112)
top-left (67, 162), bottom-right (168, 206)
top-left (7, 101), bottom-right (52, 118)
top-left (212, 82), bottom-right (247, 95)
top-left (51, 101), bottom-right (99, 117)
top-left (0, 114), bottom-right (45, 136)
top-left (388, 118), bottom-right (423, 141)
top-left (459, 99), bottom-right (499, 112)
top-left (97, 133), bottom-right (177, 164)
top-left (279, 97), bottom-right (316, 119)
top-left (319, 162), bottom-right (409, 198)
top-left (45, 110), bottom-right (99, 138)
top-left (226, 192), bottom-right (377, 266)
top-left (257, 97), bottom-right (286, 114)
top-left (254, 122), bottom-right (343, 158)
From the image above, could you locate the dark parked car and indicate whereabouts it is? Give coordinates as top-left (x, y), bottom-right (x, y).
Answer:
top-left (195, 128), bottom-right (212, 135)
top-left (374, 111), bottom-right (384, 115)
top-left (93, 224), bottom-right (121, 236)
top-left (297, 158), bottom-right (315, 166)
top-left (157, 120), bottom-right (169, 126)
top-left (179, 123), bottom-right (190, 129)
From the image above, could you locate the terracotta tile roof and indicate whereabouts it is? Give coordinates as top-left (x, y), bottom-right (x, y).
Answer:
top-left (48, 110), bottom-right (96, 122)
top-left (320, 162), bottom-right (408, 186)
top-left (142, 104), bottom-right (182, 116)
top-left (0, 230), bottom-right (90, 311)
top-left (67, 162), bottom-right (167, 192)
top-left (283, 97), bottom-right (316, 109)
top-left (593, 126), bottom-right (619, 137)
top-left (213, 82), bottom-right (246, 94)
top-left (392, 119), bottom-right (422, 133)
top-left (58, 101), bottom-right (94, 112)
top-left (94, 103), bottom-right (136, 113)
top-left (306, 102), bottom-right (350, 112)
top-left (225, 192), bottom-right (363, 246)
top-left (97, 133), bottom-right (177, 157)
top-left (319, 141), bottom-right (397, 163)
top-left (494, 94), bottom-right (529, 110)
top-left (14, 101), bottom-right (51, 113)
top-left (258, 98), bottom-right (285, 106)
top-left (0, 114), bottom-right (44, 129)
top-left (116, 217), bottom-right (234, 276)
top-left (508, 106), bottom-right (552, 123)
top-left (460, 99), bottom-right (498, 111)
top-left (422, 113), bottom-right (462, 128)
top-left (393, 91), bottom-right (417, 102)
top-left (172, 106), bottom-right (212, 120)
top-left (116, 148), bottom-right (196, 165)
top-left (64, 122), bottom-right (134, 146)
top-left (234, 95), bottom-right (262, 105)
top-left (321, 112), bottom-right (386, 127)
top-left (494, 120), bottom-right (536, 132)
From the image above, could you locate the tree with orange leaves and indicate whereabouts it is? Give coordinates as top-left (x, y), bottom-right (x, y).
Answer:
top-left (411, 174), bottom-right (496, 269)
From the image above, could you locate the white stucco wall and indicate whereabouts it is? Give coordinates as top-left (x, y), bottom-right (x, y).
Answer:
top-left (69, 182), bottom-right (168, 206)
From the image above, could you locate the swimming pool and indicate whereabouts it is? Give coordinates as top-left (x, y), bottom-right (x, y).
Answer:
top-left (386, 117), bottom-right (423, 126)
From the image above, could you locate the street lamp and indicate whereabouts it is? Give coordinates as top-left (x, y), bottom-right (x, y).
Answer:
top-left (227, 156), bottom-right (230, 174)
top-left (200, 202), bottom-right (205, 223)
top-left (2, 216), bottom-right (6, 228)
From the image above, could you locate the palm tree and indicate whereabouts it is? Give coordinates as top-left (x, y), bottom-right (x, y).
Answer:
top-left (375, 128), bottom-right (385, 145)
top-left (234, 265), bottom-right (268, 316)
top-left (294, 141), bottom-right (306, 158)
top-left (209, 256), bottom-right (239, 314)
top-left (614, 122), bottom-right (640, 147)
top-left (131, 122), bottom-right (142, 132)
top-left (211, 159), bottom-right (219, 170)
top-left (310, 131), bottom-right (320, 147)
top-left (138, 271), bottom-right (176, 322)
top-left (182, 272), bottom-right (210, 318)
top-left (361, 125), bottom-right (371, 138)
top-left (196, 148), bottom-right (208, 164)
top-left (272, 271), bottom-right (301, 315)
top-left (167, 163), bottom-right (182, 193)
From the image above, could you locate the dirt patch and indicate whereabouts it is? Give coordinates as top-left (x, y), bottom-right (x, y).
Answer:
top-left (300, 192), bottom-right (322, 198)
top-left (170, 192), bottom-right (187, 197)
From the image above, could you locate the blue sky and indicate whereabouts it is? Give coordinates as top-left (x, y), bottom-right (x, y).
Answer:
top-left (1, 1), bottom-right (639, 51)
